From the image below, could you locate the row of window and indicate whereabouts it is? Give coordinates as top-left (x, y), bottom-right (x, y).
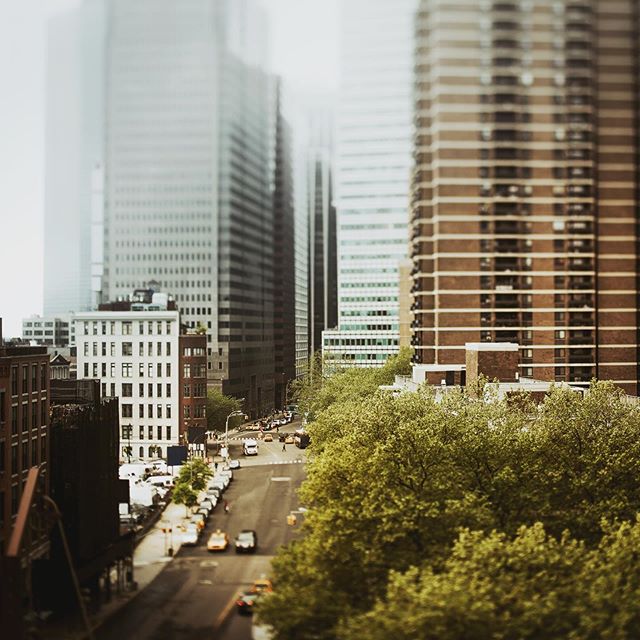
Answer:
top-left (0, 436), bottom-right (46, 477)
top-left (121, 400), bottom-right (174, 418)
top-left (122, 425), bottom-right (172, 441)
top-left (83, 340), bottom-right (172, 357)
top-left (84, 362), bottom-right (173, 379)
top-left (10, 364), bottom-right (47, 396)
top-left (7, 401), bottom-right (47, 435)
top-left (80, 320), bottom-right (174, 336)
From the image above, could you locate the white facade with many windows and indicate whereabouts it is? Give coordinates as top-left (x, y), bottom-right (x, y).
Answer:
top-left (74, 311), bottom-right (180, 461)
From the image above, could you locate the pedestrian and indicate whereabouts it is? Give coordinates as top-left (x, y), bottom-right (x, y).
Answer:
top-left (224, 500), bottom-right (230, 514)
top-left (282, 442), bottom-right (286, 452)
top-left (214, 461), bottom-right (218, 471)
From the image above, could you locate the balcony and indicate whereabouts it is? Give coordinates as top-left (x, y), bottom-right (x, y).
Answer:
top-left (569, 330), bottom-right (593, 345)
top-left (568, 312), bottom-right (594, 327)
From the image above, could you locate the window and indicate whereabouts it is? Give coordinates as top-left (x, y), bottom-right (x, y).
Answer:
top-left (122, 322), bottom-right (132, 335)
top-left (31, 439), bottom-right (37, 465)
top-left (122, 404), bottom-right (133, 418)
top-left (157, 342), bottom-right (162, 356)
top-left (22, 366), bottom-right (28, 393)
top-left (148, 342), bottom-right (153, 357)
top-left (139, 342), bottom-right (144, 356)
top-left (92, 342), bottom-right (98, 356)
top-left (139, 321), bottom-right (144, 335)
top-left (84, 343), bottom-right (89, 356)
top-left (11, 406), bottom-right (17, 435)
top-left (0, 442), bottom-right (4, 473)
top-left (92, 363), bottom-right (98, 377)
top-left (139, 383), bottom-right (144, 397)
top-left (166, 342), bottom-right (171, 356)
top-left (22, 406), bottom-right (27, 432)
top-left (111, 342), bottom-right (116, 356)
top-left (148, 322), bottom-right (153, 335)
top-left (166, 426), bottom-right (171, 441)
top-left (148, 364), bottom-right (154, 378)
top-left (148, 425), bottom-right (153, 439)
top-left (139, 426), bottom-right (144, 439)
top-left (183, 384), bottom-right (190, 397)
top-left (157, 425), bottom-right (162, 440)
top-left (139, 363), bottom-right (145, 377)
top-left (101, 363), bottom-right (106, 377)
top-left (41, 435), bottom-right (46, 461)
top-left (122, 342), bottom-right (133, 356)
top-left (184, 405), bottom-right (191, 418)
top-left (122, 383), bottom-right (133, 397)
top-left (122, 363), bottom-right (132, 378)
top-left (183, 364), bottom-right (191, 378)
top-left (11, 367), bottom-right (17, 395)
top-left (157, 322), bottom-right (162, 335)
top-left (110, 383), bottom-right (115, 397)
top-left (148, 404), bottom-right (153, 418)
top-left (40, 401), bottom-right (46, 426)
top-left (166, 384), bottom-right (171, 398)
top-left (166, 405), bottom-right (172, 419)
top-left (139, 405), bottom-right (144, 418)
top-left (110, 363), bottom-right (116, 378)
top-left (157, 363), bottom-right (162, 378)
top-left (102, 342), bottom-right (107, 356)
top-left (139, 446), bottom-right (144, 458)
top-left (92, 322), bottom-right (98, 335)
top-left (157, 404), bottom-right (162, 419)
top-left (148, 383), bottom-right (153, 397)
top-left (157, 383), bottom-right (162, 398)
top-left (11, 444), bottom-right (18, 473)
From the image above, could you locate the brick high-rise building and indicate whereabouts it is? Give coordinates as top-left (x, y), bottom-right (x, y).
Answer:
top-left (410, 0), bottom-right (640, 393)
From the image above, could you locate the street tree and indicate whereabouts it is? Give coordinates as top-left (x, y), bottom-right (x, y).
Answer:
top-left (206, 388), bottom-right (242, 433)
top-left (258, 380), bottom-right (640, 638)
top-left (177, 457), bottom-right (212, 492)
top-left (172, 481), bottom-right (198, 516)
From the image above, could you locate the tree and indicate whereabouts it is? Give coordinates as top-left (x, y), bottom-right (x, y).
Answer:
top-left (258, 380), bottom-right (640, 638)
top-left (177, 457), bottom-right (212, 492)
top-left (206, 388), bottom-right (242, 432)
top-left (172, 481), bottom-right (197, 516)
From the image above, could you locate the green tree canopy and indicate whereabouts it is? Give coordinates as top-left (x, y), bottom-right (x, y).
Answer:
top-left (258, 380), bottom-right (640, 639)
top-left (172, 481), bottom-right (198, 516)
top-left (206, 388), bottom-right (243, 432)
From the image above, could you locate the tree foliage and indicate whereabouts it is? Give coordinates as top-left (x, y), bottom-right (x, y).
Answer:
top-left (258, 380), bottom-right (640, 639)
top-left (171, 481), bottom-right (198, 515)
top-left (206, 388), bottom-right (242, 432)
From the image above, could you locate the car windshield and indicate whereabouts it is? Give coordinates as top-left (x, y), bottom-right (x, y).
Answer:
top-left (237, 532), bottom-right (254, 541)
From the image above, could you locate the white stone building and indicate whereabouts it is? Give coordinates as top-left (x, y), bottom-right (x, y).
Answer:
top-left (74, 310), bottom-right (180, 461)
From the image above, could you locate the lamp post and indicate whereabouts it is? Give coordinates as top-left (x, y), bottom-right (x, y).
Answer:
top-left (224, 410), bottom-right (246, 452)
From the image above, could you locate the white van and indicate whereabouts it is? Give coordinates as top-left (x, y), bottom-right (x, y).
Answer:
top-left (243, 438), bottom-right (259, 456)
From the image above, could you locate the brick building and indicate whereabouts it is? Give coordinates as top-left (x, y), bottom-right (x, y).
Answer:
top-left (179, 332), bottom-right (208, 443)
top-left (410, 0), bottom-right (640, 393)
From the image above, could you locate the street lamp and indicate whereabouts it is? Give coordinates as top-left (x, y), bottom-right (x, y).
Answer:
top-left (224, 410), bottom-right (246, 451)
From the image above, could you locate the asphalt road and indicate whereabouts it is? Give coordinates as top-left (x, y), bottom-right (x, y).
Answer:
top-left (97, 441), bottom-right (306, 640)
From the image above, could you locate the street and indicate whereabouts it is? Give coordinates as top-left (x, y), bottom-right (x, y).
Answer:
top-left (97, 435), bottom-right (307, 640)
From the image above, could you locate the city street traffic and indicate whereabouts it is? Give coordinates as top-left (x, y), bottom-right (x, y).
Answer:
top-left (97, 436), bottom-right (307, 640)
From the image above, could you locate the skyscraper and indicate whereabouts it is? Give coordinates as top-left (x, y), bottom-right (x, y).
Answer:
top-left (308, 106), bottom-right (337, 356)
top-left (410, 0), bottom-right (640, 394)
top-left (102, 0), bottom-right (275, 415)
top-left (322, 0), bottom-right (417, 367)
top-left (43, 0), bottom-right (106, 316)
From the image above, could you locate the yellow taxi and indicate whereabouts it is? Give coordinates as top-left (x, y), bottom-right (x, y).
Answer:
top-left (207, 529), bottom-right (229, 552)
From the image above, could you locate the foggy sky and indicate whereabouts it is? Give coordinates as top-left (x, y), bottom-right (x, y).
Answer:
top-left (0, 0), bottom-right (339, 336)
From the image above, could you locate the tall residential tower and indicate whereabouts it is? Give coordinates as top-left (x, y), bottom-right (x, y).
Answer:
top-left (410, 0), bottom-right (640, 393)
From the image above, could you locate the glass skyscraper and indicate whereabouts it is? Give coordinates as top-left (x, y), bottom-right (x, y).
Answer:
top-left (322, 0), bottom-right (417, 367)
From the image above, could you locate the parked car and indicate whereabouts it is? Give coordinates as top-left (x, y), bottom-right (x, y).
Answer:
top-left (207, 529), bottom-right (229, 552)
top-left (213, 474), bottom-right (230, 489)
top-left (181, 525), bottom-right (200, 546)
top-left (228, 459), bottom-right (240, 469)
top-left (218, 469), bottom-right (233, 482)
top-left (197, 507), bottom-right (210, 519)
top-left (285, 435), bottom-right (294, 444)
top-left (200, 499), bottom-right (214, 511)
top-left (235, 591), bottom-right (260, 615)
top-left (190, 514), bottom-right (206, 531)
top-left (234, 530), bottom-right (258, 554)
top-left (264, 433), bottom-right (273, 442)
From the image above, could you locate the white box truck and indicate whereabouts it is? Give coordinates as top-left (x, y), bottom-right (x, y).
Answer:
top-left (243, 438), bottom-right (259, 456)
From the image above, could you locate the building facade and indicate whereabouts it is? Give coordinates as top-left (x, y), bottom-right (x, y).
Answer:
top-left (22, 315), bottom-right (72, 347)
top-left (74, 309), bottom-right (181, 460)
top-left (322, 0), bottom-right (417, 367)
top-left (410, 0), bottom-right (640, 393)
top-left (0, 327), bottom-right (50, 555)
top-left (179, 333), bottom-right (208, 443)
top-left (100, 0), bottom-right (275, 416)
top-left (308, 106), bottom-right (337, 356)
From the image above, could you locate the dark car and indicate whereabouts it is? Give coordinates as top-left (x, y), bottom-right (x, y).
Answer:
top-left (236, 590), bottom-right (260, 615)
top-left (235, 529), bottom-right (258, 553)
top-left (278, 433), bottom-right (287, 442)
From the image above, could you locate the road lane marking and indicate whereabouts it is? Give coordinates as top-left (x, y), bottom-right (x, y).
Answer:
top-left (271, 477), bottom-right (291, 482)
top-left (212, 590), bottom-right (241, 634)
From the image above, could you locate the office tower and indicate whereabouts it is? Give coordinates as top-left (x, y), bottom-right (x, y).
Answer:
top-left (21, 315), bottom-right (71, 347)
top-left (102, 0), bottom-right (275, 416)
top-left (410, 0), bottom-right (640, 394)
top-left (43, 0), bottom-right (106, 316)
top-left (308, 108), bottom-right (337, 355)
top-left (322, 0), bottom-right (417, 367)
top-left (273, 80), bottom-right (297, 409)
